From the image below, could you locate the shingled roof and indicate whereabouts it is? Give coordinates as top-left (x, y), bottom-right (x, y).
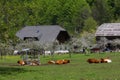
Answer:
top-left (95, 23), bottom-right (120, 36)
top-left (16, 25), bottom-right (70, 43)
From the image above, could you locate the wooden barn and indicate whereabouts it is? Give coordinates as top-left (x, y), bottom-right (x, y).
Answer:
top-left (16, 25), bottom-right (70, 44)
top-left (95, 23), bottom-right (120, 50)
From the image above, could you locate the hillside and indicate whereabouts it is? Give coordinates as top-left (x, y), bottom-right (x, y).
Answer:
top-left (0, 0), bottom-right (120, 42)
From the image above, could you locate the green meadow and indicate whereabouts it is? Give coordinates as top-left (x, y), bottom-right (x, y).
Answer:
top-left (0, 52), bottom-right (120, 80)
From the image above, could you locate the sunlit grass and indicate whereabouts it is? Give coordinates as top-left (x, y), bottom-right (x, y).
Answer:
top-left (0, 52), bottom-right (120, 80)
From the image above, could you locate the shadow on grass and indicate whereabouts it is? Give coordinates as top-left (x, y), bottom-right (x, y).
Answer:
top-left (0, 66), bottom-right (35, 76)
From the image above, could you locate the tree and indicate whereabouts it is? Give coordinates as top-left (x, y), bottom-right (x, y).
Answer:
top-left (83, 17), bottom-right (97, 32)
top-left (91, 0), bottom-right (114, 24)
top-left (114, 0), bottom-right (120, 19)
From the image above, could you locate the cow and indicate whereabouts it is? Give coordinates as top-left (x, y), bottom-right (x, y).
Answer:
top-left (29, 60), bottom-right (40, 66)
top-left (55, 59), bottom-right (70, 64)
top-left (62, 59), bottom-right (70, 64)
top-left (55, 60), bottom-right (64, 64)
top-left (48, 60), bottom-right (56, 64)
top-left (17, 60), bottom-right (40, 66)
top-left (100, 57), bottom-right (112, 63)
top-left (17, 60), bottom-right (26, 66)
top-left (87, 58), bottom-right (100, 64)
top-left (87, 57), bottom-right (112, 64)
top-left (48, 59), bottom-right (70, 65)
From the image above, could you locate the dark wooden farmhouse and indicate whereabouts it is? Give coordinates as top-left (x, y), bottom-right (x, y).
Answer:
top-left (95, 23), bottom-right (120, 50)
top-left (16, 25), bottom-right (70, 43)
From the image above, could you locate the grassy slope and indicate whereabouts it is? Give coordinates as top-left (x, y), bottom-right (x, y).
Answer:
top-left (0, 52), bottom-right (120, 80)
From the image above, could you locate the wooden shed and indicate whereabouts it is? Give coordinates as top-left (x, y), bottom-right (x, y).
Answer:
top-left (95, 23), bottom-right (120, 40)
top-left (95, 23), bottom-right (120, 50)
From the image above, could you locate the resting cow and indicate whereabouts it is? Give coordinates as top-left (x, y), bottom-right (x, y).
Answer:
top-left (62, 59), bottom-right (70, 64)
top-left (87, 57), bottom-right (112, 64)
top-left (48, 60), bottom-right (56, 64)
top-left (48, 59), bottom-right (70, 65)
top-left (55, 60), bottom-right (64, 64)
top-left (29, 60), bottom-right (40, 65)
top-left (100, 57), bottom-right (112, 63)
top-left (55, 59), bottom-right (70, 64)
top-left (17, 60), bottom-right (40, 66)
top-left (87, 58), bottom-right (100, 64)
top-left (17, 60), bottom-right (26, 66)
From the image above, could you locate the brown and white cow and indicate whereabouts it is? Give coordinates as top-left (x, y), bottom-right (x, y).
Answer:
top-left (87, 57), bottom-right (112, 64)
top-left (100, 57), bottom-right (112, 63)
top-left (48, 59), bottom-right (70, 65)
top-left (87, 58), bottom-right (100, 64)
top-left (17, 60), bottom-right (26, 66)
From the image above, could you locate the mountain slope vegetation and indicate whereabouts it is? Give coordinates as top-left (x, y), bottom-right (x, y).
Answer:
top-left (0, 0), bottom-right (119, 42)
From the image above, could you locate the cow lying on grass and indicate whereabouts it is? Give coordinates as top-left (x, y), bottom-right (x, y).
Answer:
top-left (100, 57), bottom-right (112, 63)
top-left (17, 60), bottom-right (26, 66)
top-left (48, 59), bottom-right (70, 65)
top-left (87, 57), bottom-right (112, 64)
top-left (48, 60), bottom-right (56, 64)
top-left (17, 60), bottom-right (40, 66)
top-left (87, 58), bottom-right (100, 63)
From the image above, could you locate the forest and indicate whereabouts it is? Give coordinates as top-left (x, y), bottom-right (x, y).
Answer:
top-left (0, 0), bottom-right (120, 43)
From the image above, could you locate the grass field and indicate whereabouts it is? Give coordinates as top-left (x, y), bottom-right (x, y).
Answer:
top-left (0, 52), bottom-right (120, 80)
